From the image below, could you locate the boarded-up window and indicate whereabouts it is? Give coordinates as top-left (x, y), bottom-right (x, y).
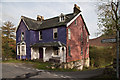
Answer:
top-left (53, 28), bottom-right (57, 39)
top-left (39, 31), bottom-right (42, 40)
top-left (68, 29), bottom-right (71, 40)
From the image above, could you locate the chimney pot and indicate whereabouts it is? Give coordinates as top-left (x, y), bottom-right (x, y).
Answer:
top-left (73, 4), bottom-right (81, 14)
top-left (37, 15), bottom-right (44, 21)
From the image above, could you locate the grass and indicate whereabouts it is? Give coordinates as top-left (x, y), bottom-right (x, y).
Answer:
top-left (2, 59), bottom-right (79, 71)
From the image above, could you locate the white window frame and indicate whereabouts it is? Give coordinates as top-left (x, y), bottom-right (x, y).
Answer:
top-left (39, 31), bottom-right (42, 40)
top-left (68, 29), bottom-right (71, 40)
top-left (17, 45), bottom-right (20, 55)
top-left (53, 28), bottom-right (58, 39)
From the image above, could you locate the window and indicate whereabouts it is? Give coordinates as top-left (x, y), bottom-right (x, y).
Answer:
top-left (83, 25), bottom-right (85, 30)
top-left (68, 29), bottom-right (71, 40)
top-left (53, 28), bottom-right (57, 39)
top-left (61, 16), bottom-right (65, 21)
top-left (68, 46), bottom-right (72, 57)
top-left (75, 20), bottom-right (77, 25)
top-left (53, 47), bottom-right (59, 55)
top-left (81, 47), bottom-right (83, 55)
top-left (39, 31), bottom-right (42, 40)
top-left (21, 32), bottom-right (24, 41)
top-left (59, 13), bottom-right (65, 22)
top-left (81, 33), bottom-right (83, 41)
top-left (22, 46), bottom-right (25, 55)
top-left (87, 35), bottom-right (89, 42)
top-left (18, 45), bottom-right (20, 55)
top-left (87, 47), bottom-right (89, 54)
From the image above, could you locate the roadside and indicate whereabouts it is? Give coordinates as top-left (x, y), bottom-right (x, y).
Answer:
top-left (2, 59), bottom-right (118, 79)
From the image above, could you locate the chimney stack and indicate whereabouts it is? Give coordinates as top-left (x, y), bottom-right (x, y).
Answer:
top-left (73, 4), bottom-right (81, 14)
top-left (37, 15), bottom-right (44, 21)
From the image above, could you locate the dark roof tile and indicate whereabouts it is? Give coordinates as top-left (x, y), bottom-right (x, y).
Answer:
top-left (21, 13), bottom-right (77, 30)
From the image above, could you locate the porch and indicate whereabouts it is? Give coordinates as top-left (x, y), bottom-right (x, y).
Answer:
top-left (30, 41), bottom-right (66, 63)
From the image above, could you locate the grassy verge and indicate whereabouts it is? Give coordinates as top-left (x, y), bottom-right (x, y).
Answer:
top-left (2, 59), bottom-right (79, 71)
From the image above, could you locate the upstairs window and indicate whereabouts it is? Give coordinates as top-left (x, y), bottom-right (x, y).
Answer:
top-left (59, 13), bottom-right (65, 22)
top-left (83, 25), bottom-right (85, 30)
top-left (21, 32), bottom-right (24, 41)
top-left (39, 31), bottom-right (42, 40)
top-left (53, 28), bottom-right (58, 39)
top-left (87, 35), bottom-right (89, 42)
top-left (68, 29), bottom-right (71, 40)
top-left (81, 33), bottom-right (83, 42)
top-left (75, 20), bottom-right (77, 25)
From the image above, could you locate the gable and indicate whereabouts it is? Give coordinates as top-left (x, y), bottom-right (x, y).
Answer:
top-left (16, 18), bottom-right (29, 32)
top-left (66, 13), bottom-right (90, 35)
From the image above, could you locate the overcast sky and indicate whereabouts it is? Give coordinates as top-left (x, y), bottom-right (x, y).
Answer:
top-left (0, 0), bottom-right (112, 39)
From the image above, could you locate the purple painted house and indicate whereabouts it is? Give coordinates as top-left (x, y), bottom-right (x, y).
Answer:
top-left (16, 4), bottom-right (90, 68)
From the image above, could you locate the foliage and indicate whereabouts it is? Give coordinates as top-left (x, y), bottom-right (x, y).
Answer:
top-left (97, 1), bottom-right (120, 36)
top-left (89, 46), bottom-right (114, 68)
top-left (1, 21), bottom-right (16, 60)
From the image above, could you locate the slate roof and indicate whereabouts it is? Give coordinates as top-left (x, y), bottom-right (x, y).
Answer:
top-left (21, 13), bottom-right (78, 30)
top-left (31, 41), bottom-right (66, 47)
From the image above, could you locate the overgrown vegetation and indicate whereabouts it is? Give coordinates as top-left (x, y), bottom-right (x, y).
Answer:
top-left (1, 21), bottom-right (16, 60)
top-left (89, 46), bottom-right (115, 68)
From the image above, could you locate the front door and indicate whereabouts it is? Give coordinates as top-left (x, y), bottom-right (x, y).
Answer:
top-left (39, 48), bottom-right (43, 58)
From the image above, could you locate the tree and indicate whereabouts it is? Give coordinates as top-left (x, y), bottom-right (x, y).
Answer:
top-left (1, 21), bottom-right (16, 60)
top-left (97, 1), bottom-right (120, 36)
top-left (1, 21), bottom-right (16, 39)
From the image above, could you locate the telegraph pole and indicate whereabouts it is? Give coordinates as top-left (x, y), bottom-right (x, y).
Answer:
top-left (117, 0), bottom-right (120, 79)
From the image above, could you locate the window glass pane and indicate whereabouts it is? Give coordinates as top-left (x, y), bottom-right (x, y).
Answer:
top-left (81, 47), bottom-right (83, 55)
top-left (87, 36), bottom-right (89, 42)
top-left (53, 28), bottom-right (57, 39)
top-left (75, 20), bottom-right (77, 25)
top-left (68, 29), bottom-right (71, 39)
top-left (81, 33), bottom-right (83, 41)
top-left (39, 31), bottom-right (42, 40)
top-left (68, 46), bottom-right (71, 56)
top-left (21, 32), bottom-right (24, 40)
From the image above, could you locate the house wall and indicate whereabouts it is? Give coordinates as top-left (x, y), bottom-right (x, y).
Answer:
top-left (66, 15), bottom-right (89, 62)
top-left (44, 47), bottom-right (53, 61)
top-left (16, 20), bottom-right (31, 59)
top-left (29, 26), bottom-right (67, 45)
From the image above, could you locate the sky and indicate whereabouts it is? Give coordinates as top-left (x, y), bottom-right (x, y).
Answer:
top-left (0, 0), bottom-right (112, 39)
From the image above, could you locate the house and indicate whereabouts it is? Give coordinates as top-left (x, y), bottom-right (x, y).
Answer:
top-left (16, 4), bottom-right (90, 68)
top-left (89, 35), bottom-right (116, 47)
